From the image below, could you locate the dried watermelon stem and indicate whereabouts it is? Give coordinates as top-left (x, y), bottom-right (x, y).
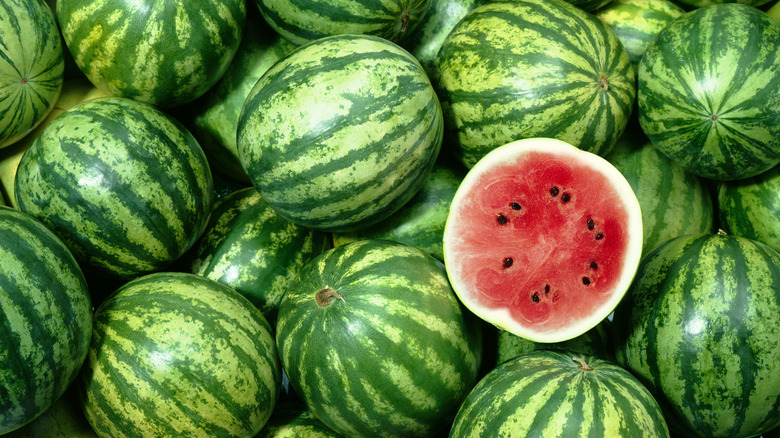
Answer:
top-left (316, 286), bottom-right (344, 307)
top-left (573, 357), bottom-right (594, 371)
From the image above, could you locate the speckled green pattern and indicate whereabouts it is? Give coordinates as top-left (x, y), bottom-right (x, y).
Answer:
top-left (79, 272), bottom-right (281, 438)
top-left (276, 240), bottom-right (483, 438)
top-left (613, 233), bottom-right (780, 438)
top-left (15, 97), bottom-right (214, 280)
top-left (637, 4), bottom-right (780, 181)
top-left (0, 207), bottom-right (92, 435)
top-left (450, 350), bottom-right (670, 437)
top-left (238, 34), bottom-right (442, 232)
top-left (0, 0), bottom-right (63, 148)
top-left (435, 0), bottom-right (635, 168)
top-left (188, 187), bottom-right (330, 325)
top-left (4, 386), bottom-right (97, 438)
top-left (56, 0), bottom-right (245, 108)
top-left (254, 0), bottom-right (430, 45)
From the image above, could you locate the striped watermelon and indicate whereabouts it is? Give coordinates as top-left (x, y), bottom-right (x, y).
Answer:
top-left (605, 126), bottom-right (714, 258)
top-left (14, 96), bottom-right (214, 281)
top-left (613, 232), bottom-right (780, 437)
top-left (594, 0), bottom-right (685, 70)
top-left (4, 386), bottom-right (97, 438)
top-left (0, 206), bottom-right (92, 434)
top-left (449, 349), bottom-right (670, 437)
top-left (254, 0), bottom-right (430, 46)
top-left (434, 0), bottom-right (635, 168)
top-left (56, 0), bottom-right (246, 108)
top-left (718, 165), bottom-right (780, 254)
top-left (0, 0), bottom-right (64, 148)
top-left (237, 34), bottom-right (442, 232)
top-left (187, 187), bottom-right (330, 325)
top-left (332, 157), bottom-right (466, 261)
top-left (275, 239), bottom-right (483, 438)
top-left (637, 4), bottom-right (780, 181)
top-left (79, 272), bottom-right (281, 437)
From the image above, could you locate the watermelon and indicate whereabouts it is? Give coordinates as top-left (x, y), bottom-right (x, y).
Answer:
top-left (0, 206), bottom-right (92, 434)
top-left (449, 349), bottom-right (670, 437)
top-left (594, 0), bottom-right (686, 70)
top-left (187, 186), bottom-right (331, 325)
top-left (443, 138), bottom-right (642, 343)
top-left (275, 239), bottom-right (483, 438)
top-left (237, 34), bottom-right (442, 232)
top-left (434, 0), bottom-right (635, 168)
top-left (332, 156), bottom-right (466, 261)
top-left (637, 3), bottom-right (780, 181)
top-left (612, 232), bottom-right (780, 437)
top-left (4, 386), bottom-right (97, 438)
top-left (14, 96), bottom-right (214, 281)
top-left (254, 0), bottom-right (430, 46)
top-left (0, 0), bottom-right (64, 148)
top-left (718, 165), bottom-right (780, 254)
top-left (605, 126), bottom-right (714, 258)
top-left (79, 272), bottom-right (281, 437)
top-left (56, 0), bottom-right (246, 108)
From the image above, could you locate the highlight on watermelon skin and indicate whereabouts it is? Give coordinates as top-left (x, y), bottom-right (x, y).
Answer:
top-left (443, 137), bottom-right (643, 343)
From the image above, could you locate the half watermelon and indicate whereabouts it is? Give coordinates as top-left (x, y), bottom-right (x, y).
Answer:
top-left (443, 138), bottom-right (642, 343)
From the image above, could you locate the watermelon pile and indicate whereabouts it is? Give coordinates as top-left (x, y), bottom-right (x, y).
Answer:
top-left (2, 0), bottom-right (780, 436)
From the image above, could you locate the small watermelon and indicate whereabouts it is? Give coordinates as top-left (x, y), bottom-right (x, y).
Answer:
top-left (442, 137), bottom-right (643, 343)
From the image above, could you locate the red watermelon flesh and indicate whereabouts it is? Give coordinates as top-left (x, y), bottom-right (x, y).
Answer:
top-left (443, 138), bottom-right (642, 343)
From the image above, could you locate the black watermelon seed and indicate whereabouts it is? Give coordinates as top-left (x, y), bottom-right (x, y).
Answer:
top-left (550, 187), bottom-right (560, 197)
top-left (503, 257), bottom-right (513, 268)
top-left (561, 193), bottom-right (571, 203)
top-left (596, 233), bottom-right (604, 240)
top-left (582, 277), bottom-right (591, 285)
top-left (531, 293), bottom-right (540, 303)
top-left (590, 261), bottom-right (598, 269)
top-left (587, 219), bottom-right (595, 230)
top-left (497, 214), bottom-right (508, 225)
top-left (511, 202), bottom-right (522, 210)
top-left (544, 284), bottom-right (550, 293)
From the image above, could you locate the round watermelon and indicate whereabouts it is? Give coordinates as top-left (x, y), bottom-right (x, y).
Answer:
top-left (0, 206), bottom-right (92, 434)
top-left (275, 239), bottom-right (483, 438)
top-left (449, 349), bottom-right (670, 437)
top-left (637, 3), bottom-right (780, 181)
top-left (434, 0), bottom-right (635, 168)
top-left (79, 272), bottom-right (281, 437)
top-left (56, 0), bottom-right (246, 108)
top-left (14, 96), bottom-right (214, 281)
top-left (718, 165), bottom-right (780, 254)
top-left (443, 137), bottom-right (643, 343)
top-left (0, 0), bottom-right (64, 148)
top-left (238, 34), bottom-right (442, 232)
top-left (613, 232), bottom-right (780, 437)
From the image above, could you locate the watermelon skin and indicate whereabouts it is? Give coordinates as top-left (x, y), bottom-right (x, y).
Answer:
top-left (14, 97), bottom-right (214, 281)
top-left (257, 405), bottom-right (344, 437)
top-left (79, 272), bottom-right (281, 438)
top-left (238, 34), bottom-right (442, 232)
top-left (676, 0), bottom-right (773, 8)
top-left (564, 0), bottom-right (612, 11)
top-left (254, 0), bottom-right (430, 46)
top-left (718, 165), bottom-right (780, 255)
top-left (0, 206), bottom-right (92, 434)
top-left (612, 233), bottom-right (780, 437)
top-left (187, 187), bottom-right (331, 325)
top-left (56, 0), bottom-right (246, 108)
top-left (0, 0), bottom-right (64, 148)
top-left (276, 239), bottom-right (483, 438)
top-left (4, 386), bottom-right (97, 438)
top-left (605, 127), bottom-right (714, 259)
top-left (434, 0), bottom-right (635, 168)
top-left (449, 350), bottom-right (670, 437)
top-left (637, 4), bottom-right (780, 181)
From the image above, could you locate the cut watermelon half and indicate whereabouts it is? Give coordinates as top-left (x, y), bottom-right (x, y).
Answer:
top-left (443, 138), bottom-right (642, 343)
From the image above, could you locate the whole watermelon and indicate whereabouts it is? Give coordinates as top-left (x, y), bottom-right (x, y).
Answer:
top-left (0, 207), bottom-right (92, 434)
top-left (56, 0), bottom-right (246, 108)
top-left (275, 239), bottom-right (483, 438)
top-left (238, 34), bottom-right (442, 232)
top-left (79, 272), bottom-right (281, 437)
top-left (638, 4), bottom-right (780, 180)
top-left (434, 0), bottom-right (635, 168)
top-left (613, 232), bottom-right (780, 437)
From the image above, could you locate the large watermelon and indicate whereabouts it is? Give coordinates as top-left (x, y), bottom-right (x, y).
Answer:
top-left (449, 350), bottom-right (670, 437)
top-left (434, 0), bottom-right (635, 168)
top-left (0, 206), bottom-right (92, 434)
top-left (718, 165), bottom-right (780, 254)
top-left (275, 239), bottom-right (483, 437)
top-left (56, 0), bottom-right (246, 108)
top-left (443, 137), bottom-right (643, 343)
top-left (613, 232), bottom-right (780, 437)
top-left (14, 97), bottom-right (214, 282)
top-left (79, 272), bottom-right (281, 437)
top-left (0, 0), bottom-right (64, 148)
top-left (238, 34), bottom-right (442, 232)
top-left (637, 3), bottom-right (780, 181)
